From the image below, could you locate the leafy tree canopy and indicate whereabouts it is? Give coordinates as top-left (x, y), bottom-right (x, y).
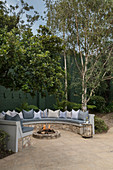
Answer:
top-left (0, 1), bottom-right (64, 98)
top-left (44, 0), bottom-right (113, 110)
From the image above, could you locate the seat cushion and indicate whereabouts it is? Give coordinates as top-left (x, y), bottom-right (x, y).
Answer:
top-left (66, 111), bottom-right (72, 119)
top-left (22, 126), bottom-right (34, 133)
top-left (59, 111), bottom-right (66, 118)
top-left (40, 109), bottom-right (48, 118)
top-left (22, 109), bottom-right (34, 119)
top-left (34, 111), bottom-right (41, 119)
top-left (48, 109), bottom-right (60, 118)
top-left (22, 118), bottom-right (40, 122)
top-left (5, 114), bottom-right (23, 128)
top-left (71, 109), bottom-right (80, 119)
top-left (0, 112), bottom-right (5, 119)
top-left (78, 110), bottom-right (88, 121)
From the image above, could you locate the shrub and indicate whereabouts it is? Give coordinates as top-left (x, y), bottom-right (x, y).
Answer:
top-left (54, 100), bottom-right (81, 111)
top-left (0, 129), bottom-right (9, 151)
top-left (95, 116), bottom-right (108, 134)
top-left (54, 100), bottom-right (96, 111)
top-left (88, 96), bottom-right (106, 112)
top-left (0, 129), bottom-right (12, 159)
top-left (16, 102), bottom-right (38, 112)
top-left (105, 101), bottom-right (113, 113)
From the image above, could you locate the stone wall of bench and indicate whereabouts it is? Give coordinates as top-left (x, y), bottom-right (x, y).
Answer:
top-left (24, 123), bottom-right (84, 135)
top-left (18, 135), bottom-right (32, 151)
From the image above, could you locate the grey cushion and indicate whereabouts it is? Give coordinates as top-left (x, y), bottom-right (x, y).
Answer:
top-left (56, 118), bottom-right (84, 124)
top-left (22, 117), bottom-right (84, 124)
top-left (5, 114), bottom-right (23, 128)
top-left (5, 114), bottom-right (12, 120)
top-left (22, 118), bottom-right (40, 122)
top-left (22, 127), bottom-right (34, 133)
top-left (39, 118), bottom-right (59, 121)
top-left (22, 109), bottom-right (34, 119)
top-left (78, 110), bottom-right (88, 121)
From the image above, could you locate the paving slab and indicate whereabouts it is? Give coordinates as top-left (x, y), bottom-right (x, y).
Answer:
top-left (1, 129), bottom-right (113, 170)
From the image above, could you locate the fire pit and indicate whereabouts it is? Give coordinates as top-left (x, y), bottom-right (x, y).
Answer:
top-left (33, 124), bottom-right (61, 139)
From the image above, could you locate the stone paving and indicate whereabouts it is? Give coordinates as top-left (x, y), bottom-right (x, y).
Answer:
top-left (1, 128), bottom-right (113, 170)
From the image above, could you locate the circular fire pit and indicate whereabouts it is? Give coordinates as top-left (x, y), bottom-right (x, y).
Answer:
top-left (33, 126), bottom-right (61, 139)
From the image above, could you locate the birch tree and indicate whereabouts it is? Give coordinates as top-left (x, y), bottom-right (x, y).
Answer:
top-left (44, 0), bottom-right (113, 111)
top-left (44, 0), bottom-right (72, 102)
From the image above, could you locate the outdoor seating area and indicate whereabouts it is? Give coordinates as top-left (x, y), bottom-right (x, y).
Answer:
top-left (0, 109), bottom-right (95, 152)
top-left (0, 0), bottom-right (113, 169)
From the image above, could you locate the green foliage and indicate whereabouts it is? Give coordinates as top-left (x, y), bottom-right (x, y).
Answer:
top-left (54, 100), bottom-right (96, 111)
top-left (45, 0), bottom-right (113, 111)
top-left (54, 100), bottom-right (81, 111)
top-left (95, 116), bottom-right (108, 134)
top-left (87, 105), bottom-right (96, 110)
top-left (0, 129), bottom-right (13, 159)
top-left (0, 1), bottom-right (64, 98)
top-left (105, 102), bottom-right (113, 113)
top-left (88, 96), bottom-right (106, 112)
top-left (0, 129), bottom-right (9, 154)
top-left (16, 102), bottom-right (38, 112)
top-left (12, 26), bottom-right (64, 97)
top-left (0, 0), bottom-right (40, 31)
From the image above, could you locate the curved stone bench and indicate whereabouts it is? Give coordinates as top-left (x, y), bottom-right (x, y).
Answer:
top-left (0, 120), bottom-right (33, 152)
top-left (0, 114), bottom-right (95, 152)
top-left (23, 114), bottom-right (95, 136)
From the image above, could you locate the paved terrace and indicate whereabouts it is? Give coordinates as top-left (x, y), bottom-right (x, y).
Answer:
top-left (1, 128), bottom-right (113, 170)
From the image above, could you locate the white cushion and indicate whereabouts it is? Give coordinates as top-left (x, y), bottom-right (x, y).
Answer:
top-left (34, 111), bottom-right (41, 119)
top-left (10, 110), bottom-right (18, 117)
top-left (71, 109), bottom-right (80, 119)
top-left (6, 110), bottom-right (12, 116)
top-left (48, 109), bottom-right (60, 118)
top-left (40, 109), bottom-right (48, 118)
top-left (0, 112), bottom-right (5, 119)
top-left (18, 111), bottom-right (23, 119)
top-left (66, 111), bottom-right (72, 118)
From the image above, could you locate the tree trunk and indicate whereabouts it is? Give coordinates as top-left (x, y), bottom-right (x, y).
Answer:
top-left (82, 86), bottom-right (87, 112)
top-left (64, 50), bottom-right (68, 101)
top-left (81, 73), bottom-right (87, 112)
top-left (63, 29), bottom-right (68, 110)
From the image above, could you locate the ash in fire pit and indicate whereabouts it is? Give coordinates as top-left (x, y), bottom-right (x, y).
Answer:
top-left (33, 124), bottom-right (61, 139)
top-left (38, 128), bottom-right (55, 134)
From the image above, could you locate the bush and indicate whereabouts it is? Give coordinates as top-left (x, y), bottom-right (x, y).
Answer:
top-left (54, 100), bottom-right (96, 111)
top-left (88, 96), bottom-right (106, 112)
top-left (54, 100), bottom-right (81, 111)
top-left (0, 129), bottom-right (9, 151)
top-left (105, 101), bottom-right (113, 113)
top-left (95, 116), bottom-right (108, 134)
top-left (0, 129), bottom-right (13, 159)
top-left (16, 102), bottom-right (38, 112)
top-left (0, 129), bottom-right (9, 159)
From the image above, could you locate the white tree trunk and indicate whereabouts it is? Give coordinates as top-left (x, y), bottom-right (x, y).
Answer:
top-left (64, 50), bottom-right (68, 101)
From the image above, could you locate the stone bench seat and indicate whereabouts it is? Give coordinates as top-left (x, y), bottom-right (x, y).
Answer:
top-left (22, 118), bottom-right (85, 124)
top-left (0, 109), bottom-right (95, 153)
top-left (0, 119), bottom-right (34, 152)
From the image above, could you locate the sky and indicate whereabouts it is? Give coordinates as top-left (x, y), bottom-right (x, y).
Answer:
top-left (4, 0), bottom-right (46, 34)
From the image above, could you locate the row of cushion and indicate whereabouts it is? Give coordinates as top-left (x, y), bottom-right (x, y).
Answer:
top-left (1, 109), bottom-right (88, 121)
top-left (22, 109), bottom-right (88, 121)
top-left (3, 114), bottom-right (34, 133)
